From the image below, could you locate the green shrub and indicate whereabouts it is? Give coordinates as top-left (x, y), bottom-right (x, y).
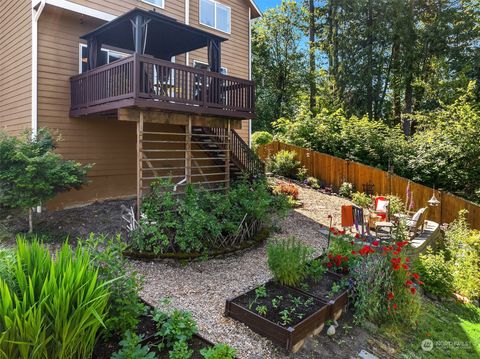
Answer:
top-left (444, 211), bottom-right (480, 299)
top-left (111, 331), bottom-right (156, 359)
top-left (338, 182), bottom-right (353, 197)
top-left (153, 308), bottom-right (198, 351)
top-left (82, 234), bottom-right (145, 337)
top-left (305, 176), bottom-right (320, 189)
top-left (251, 131), bottom-right (273, 151)
top-left (0, 129), bottom-right (91, 232)
top-left (352, 192), bottom-right (372, 208)
top-left (386, 195), bottom-right (405, 216)
top-left (0, 248), bottom-right (16, 292)
top-left (0, 238), bottom-right (110, 359)
top-left (414, 248), bottom-right (454, 297)
top-left (265, 150), bottom-right (301, 178)
top-left (267, 237), bottom-right (312, 286)
top-left (169, 340), bottom-right (193, 359)
top-left (200, 344), bottom-right (237, 359)
top-left (132, 179), bottom-right (287, 254)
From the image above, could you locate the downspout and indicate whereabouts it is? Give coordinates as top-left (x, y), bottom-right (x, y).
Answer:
top-left (248, 7), bottom-right (252, 147)
top-left (32, 0), bottom-right (46, 138)
top-left (185, 0), bottom-right (190, 66)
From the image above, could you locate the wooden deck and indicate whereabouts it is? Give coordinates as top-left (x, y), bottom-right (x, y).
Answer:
top-left (70, 53), bottom-right (255, 119)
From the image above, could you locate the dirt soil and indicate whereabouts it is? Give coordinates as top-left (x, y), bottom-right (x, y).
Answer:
top-left (233, 281), bottom-right (326, 328)
top-left (0, 199), bottom-right (134, 243)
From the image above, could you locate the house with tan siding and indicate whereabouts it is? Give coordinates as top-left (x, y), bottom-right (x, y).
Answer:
top-left (0, 0), bottom-right (261, 210)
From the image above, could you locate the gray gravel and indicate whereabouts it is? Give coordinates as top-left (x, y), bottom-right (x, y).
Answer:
top-left (133, 181), bottom-right (356, 359)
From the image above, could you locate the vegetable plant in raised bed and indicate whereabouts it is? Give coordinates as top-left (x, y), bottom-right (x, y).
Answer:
top-left (105, 299), bottom-right (236, 359)
top-left (294, 258), bottom-right (351, 320)
top-left (225, 237), bottom-right (329, 352)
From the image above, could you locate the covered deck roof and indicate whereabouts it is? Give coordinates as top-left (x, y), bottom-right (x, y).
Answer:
top-left (81, 8), bottom-right (226, 65)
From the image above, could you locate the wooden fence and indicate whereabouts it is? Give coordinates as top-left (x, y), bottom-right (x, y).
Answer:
top-left (258, 141), bottom-right (480, 229)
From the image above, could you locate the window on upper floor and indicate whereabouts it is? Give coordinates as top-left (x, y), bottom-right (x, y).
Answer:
top-left (142, 0), bottom-right (165, 9)
top-left (79, 44), bottom-right (129, 73)
top-left (199, 0), bottom-right (231, 33)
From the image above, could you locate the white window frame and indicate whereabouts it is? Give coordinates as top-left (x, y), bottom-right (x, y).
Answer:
top-left (79, 44), bottom-right (129, 73)
top-left (192, 60), bottom-right (227, 75)
top-left (141, 0), bottom-right (165, 9)
top-left (199, 0), bottom-right (231, 34)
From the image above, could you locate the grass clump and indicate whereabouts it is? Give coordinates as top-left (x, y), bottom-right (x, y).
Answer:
top-left (267, 237), bottom-right (312, 286)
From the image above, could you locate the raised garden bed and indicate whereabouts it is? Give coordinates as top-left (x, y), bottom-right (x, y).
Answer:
top-left (225, 281), bottom-right (329, 353)
top-left (294, 271), bottom-right (349, 321)
top-left (93, 303), bottom-right (215, 359)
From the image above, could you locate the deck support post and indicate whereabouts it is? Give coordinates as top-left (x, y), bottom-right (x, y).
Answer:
top-left (186, 116), bottom-right (192, 184)
top-left (225, 120), bottom-right (231, 190)
top-left (136, 111), bottom-right (144, 219)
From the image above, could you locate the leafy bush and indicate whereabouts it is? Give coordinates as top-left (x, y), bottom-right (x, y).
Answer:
top-left (0, 129), bottom-right (91, 232)
top-left (338, 182), bottom-right (353, 197)
top-left (414, 248), bottom-right (454, 297)
top-left (200, 344), bottom-right (237, 359)
top-left (352, 192), bottom-right (372, 208)
top-left (0, 238), bottom-right (110, 358)
top-left (154, 307), bottom-right (198, 351)
top-left (267, 237), bottom-right (312, 286)
top-left (266, 150), bottom-right (301, 178)
top-left (131, 179), bottom-right (287, 254)
top-left (111, 331), bottom-right (156, 359)
top-left (444, 211), bottom-right (480, 299)
top-left (0, 248), bottom-right (16, 292)
top-left (170, 340), bottom-right (193, 359)
top-left (82, 234), bottom-right (145, 337)
top-left (251, 131), bottom-right (273, 151)
top-left (386, 195), bottom-right (405, 216)
top-left (305, 176), bottom-right (320, 189)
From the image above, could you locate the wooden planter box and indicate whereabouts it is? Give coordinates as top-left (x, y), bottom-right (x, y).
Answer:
top-left (294, 271), bottom-right (349, 321)
top-left (225, 282), bottom-right (329, 353)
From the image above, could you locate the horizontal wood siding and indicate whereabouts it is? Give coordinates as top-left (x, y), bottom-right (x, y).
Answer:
top-left (70, 0), bottom-right (185, 21)
top-left (0, 0), bottom-right (32, 135)
top-left (38, 7), bottom-right (137, 209)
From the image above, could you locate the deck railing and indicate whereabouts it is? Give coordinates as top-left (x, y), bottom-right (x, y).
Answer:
top-left (71, 54), bottom-right (255, 118)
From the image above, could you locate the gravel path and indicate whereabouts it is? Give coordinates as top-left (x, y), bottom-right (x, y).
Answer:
top-left (133, 181), bottom-right (357, 359)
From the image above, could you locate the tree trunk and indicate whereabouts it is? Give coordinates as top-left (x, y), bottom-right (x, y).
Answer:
top-left (28, 207), bottom-right (33, 233)
top-left (366, 0), bottom-right (374, 120)
top-left (308, 0), bottom-right (316, 111)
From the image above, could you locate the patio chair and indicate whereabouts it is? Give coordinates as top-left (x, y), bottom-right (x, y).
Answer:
top-left (406, 207), bottom-right (429, 238)
top-left (372, 196), bottom-right (390, 221)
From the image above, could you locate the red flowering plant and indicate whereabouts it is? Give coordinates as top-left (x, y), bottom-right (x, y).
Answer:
top-left (350, 222), bottom-right (422, 326)
top-left (323, 228), bottom-right (363, 274)
top-left (383, 240), bottom-right (422, 324)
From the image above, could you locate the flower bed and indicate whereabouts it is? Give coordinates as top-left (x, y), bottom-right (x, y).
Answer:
top-left (225, 282), bottom-right (329, 353)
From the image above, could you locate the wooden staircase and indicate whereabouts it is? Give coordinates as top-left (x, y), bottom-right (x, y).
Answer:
top-left (191, 126), bottom-right (265, 182)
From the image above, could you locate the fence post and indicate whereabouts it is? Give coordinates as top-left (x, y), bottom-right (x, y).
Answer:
top-left (439, 189), bottom-right (444, 225)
